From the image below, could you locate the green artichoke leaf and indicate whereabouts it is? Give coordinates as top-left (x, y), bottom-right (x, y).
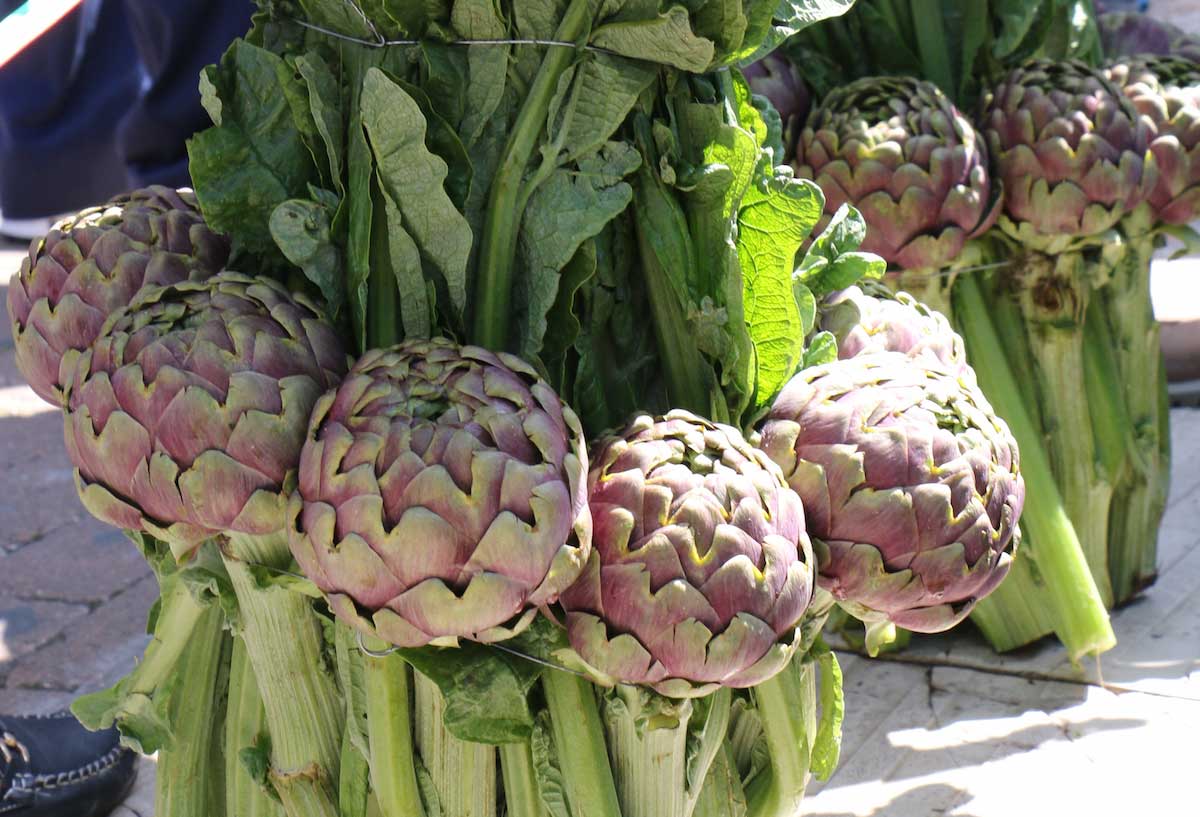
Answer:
top-left (270, 196), bottom-right (345, 317)
top-left (684, 687), bottom-right (733, 804)
top-left (796, 204), bottom-right (885, 297)
top-left (335, 624), bottom-right (371, 761)
top-left (800, 330), bottom-right (837, 369)
top-left (397, 640), bottom-right (543, 744)
top-left (293, 0), bottom-right (378, 39)
top-left (71, 687), bottom-right (169, 756)
top-left (294, 52), bottom-right (345, 195)
top-left (450, 0), bottom-right (509, 149)
top-left (737, 170), bottom-right (824, 411)
top-left (738, 0), bottom-right (857, 64)
top-left (238, 738), bottom-right (277, 803)
top-left (531, 710), bottom-right (574, 817)
top-left (542, 240), bottom-right (599, 395)
top-left (810, 647), bottom-right (844, 782)
top-left (362, 67), bottom-right (472, 327)
top-left (517, 142), bottom-right (641, 360)
top-left (591, 6), bottom-right (716, 72)
top-left (188, 39), bottom-right (320, 263)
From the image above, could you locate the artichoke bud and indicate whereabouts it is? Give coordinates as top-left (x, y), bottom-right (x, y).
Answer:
top-left (793, 76), bottom-right (998, 273)
top-left (759, 353), bottom-right (1023, 637)
top-left (287, 338), bottom-right (592, 649)
top-left (559, 409), bottom-right (815, 699)
top-left (983, 59), bottom-right (1156, 252)
top-left (1105, 55), bottom-right (1200, 225)
top-left (63, 271), bottom-right (346, 561)
top-left (819, 284), bottom-right (974, 383)
top-left (7, 187), bottom-right (231, 405)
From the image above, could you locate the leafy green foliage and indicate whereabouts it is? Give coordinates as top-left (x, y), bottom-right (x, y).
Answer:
top-left (780, 0), bottom-right (1102, 106)
top-left (191, 0), bottom-right (858, 367)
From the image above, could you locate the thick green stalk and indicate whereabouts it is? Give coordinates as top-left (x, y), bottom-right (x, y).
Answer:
top-left (630, 117), bottom-right (714, 416)
top-left (364, 649), bottom-right (425, 817)
top-left (223, 531), bottom-right (343, 817)
top-left (156, 603), bottom-right (228, 817)
top-left (604, 688), bottom-right (692, 817)
top-left (956, 275), bottom-right (1115, 659)
top-left (1010, 253), bottom-right (1113, 605)
top-left (339, 729), bottom-right (372, 817)
top-left (542, 670), bottom-right (622, 817)
top-left (500, 742), bottom-right (549, 817)
top-left (745, 659), bottom-right (817, 817)
top-left (72, 572), bottom-right (209, 735)
top-left (886, 267), bottom-right (955, 321)
top-left (414, 671), bottom-right (497, 817)
top-left (1097, 236), bottom-right (1170, 602)
top-left (226, 637), bottom-right (286, 817)
top-left (471, 0), bottom-right (595, 349)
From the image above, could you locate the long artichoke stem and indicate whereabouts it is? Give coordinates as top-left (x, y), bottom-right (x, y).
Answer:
top-left (226, 636), bottom-right (286, 817)
top-left (744, 657), bottom-right (818, 817)
top-left (413, 671), bottom-right (497, 817)
top-left (471, 0), bottom-right (595, 349)
top-left (541, 669), bottom-right (623, 817)
top-left (1013, 252), bottom-right (1114, 605)
top-left (222, 531), bottom-right (343, 817)
top-left (956, 276), bottom-right (1115, 659)
top-left (155, 602), bottom-right (228, 817)
top-left (603, 688), bottom-right (692, 817)
top-left (500, 742), bottom-right (550, 817)
top-left (1096, 235), bottom-right (1169, 601)
top-left (363, 648), bottom-right (425, 817)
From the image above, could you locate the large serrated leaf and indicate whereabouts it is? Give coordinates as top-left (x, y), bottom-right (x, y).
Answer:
top-left (361, 68), bottom-right (472, 323)
top-left (737, 172), bottom-right (824, 409)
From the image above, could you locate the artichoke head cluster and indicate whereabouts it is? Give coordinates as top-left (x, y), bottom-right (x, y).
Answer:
top-left (10, 188), bottom-right (1025, 698)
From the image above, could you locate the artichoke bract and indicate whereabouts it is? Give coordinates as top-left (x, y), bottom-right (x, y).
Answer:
top-left (1106, 56), bottom-right (1200, 225)
top-left (288, 338), bottom-right (591, 648)
top-left (983, 59), bottom-right (1152, 252)
top-left (793, 76), bottom-right (996, 271)
top-left (63, 271), bottom-right (346, 560)
top-left (820, 285), bottom-right (972, 380)
top-left (7, 187), bottom-right (230, 405)
top-left (759, 354), bottom-right (1021, 647)
top-left (560, 410), bottom-right (814, 699)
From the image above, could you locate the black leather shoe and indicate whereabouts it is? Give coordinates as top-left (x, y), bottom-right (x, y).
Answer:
top-left (0, 712), bottom-right (136, 817)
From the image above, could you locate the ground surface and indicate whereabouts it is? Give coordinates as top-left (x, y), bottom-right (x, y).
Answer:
top-left (0, 236), bottom-right (1197, 817)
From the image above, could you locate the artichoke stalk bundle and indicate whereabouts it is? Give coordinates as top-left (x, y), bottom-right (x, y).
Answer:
top-left (5, 1), bottom-right (1041, 816)
top-left (1095, 55), bottom-right (1200, 602)
top-left (64, 271), bottom-right (349, 817)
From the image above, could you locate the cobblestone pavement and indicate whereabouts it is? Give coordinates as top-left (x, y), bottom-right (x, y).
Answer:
top-left (1, 236), bottom-right (1198, 816)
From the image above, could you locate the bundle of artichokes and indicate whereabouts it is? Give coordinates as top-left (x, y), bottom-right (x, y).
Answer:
top-left (2, 2), bottom-right (1038, 816)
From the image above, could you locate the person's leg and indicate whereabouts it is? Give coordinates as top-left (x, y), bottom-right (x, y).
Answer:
top-left (116, 0), bottom-right (254, 189)
top-left (0, 0), bottom-right (138, 221)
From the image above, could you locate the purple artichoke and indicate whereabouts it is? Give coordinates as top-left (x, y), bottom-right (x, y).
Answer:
top-left (64, 272), bottom-right (346, 559)
top-left (758, 354), bottom-right (1021, 643)
top-left (743, 54), bottom-right (811, 157)
top-left (7, 187), bottom-right (231, 405)
top-left (982, 59), bottom-right (1154, 252)
top-left (1099, 12), bottom-right (1200, 63)
top-left (1106, 56), bottom-right (1200, 224)
top-left (820, 285), bottom-right (973, 381)
top-left (793, 76), bottom-right (997, 270)
top-left (287, 339), bottom-right (591, 648)
top-left (559, 410), bottom-right (814, 698)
